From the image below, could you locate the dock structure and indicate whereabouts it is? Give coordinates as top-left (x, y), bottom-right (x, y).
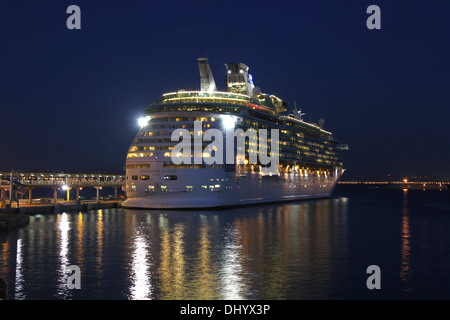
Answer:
top-left (339, 179), bottom-right (450, 190)
top-left (0, 213), bottom-right (30, 230)
top-left (0, 171), bottom-right (126, 206)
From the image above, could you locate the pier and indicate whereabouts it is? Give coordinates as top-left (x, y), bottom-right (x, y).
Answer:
top-left (0, 171), bottom-right (126, 207)
top-left (0, 172), bottom-right (126, 230)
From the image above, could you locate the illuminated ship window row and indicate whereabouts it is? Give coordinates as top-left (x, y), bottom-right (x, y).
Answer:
top-left (161, 97), bottom-right (248, 106)
top-left (145, 105), bottom-right (241, 115)
top-left (140, 123), bottom-right (216, 131)
top-left (149, 116), bottom-right (216, 123)
top-left (127, 147), bottom-right (341, 162)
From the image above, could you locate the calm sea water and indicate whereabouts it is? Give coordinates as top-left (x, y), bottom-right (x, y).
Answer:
top-left (1, 185), bottom-right (449, 300)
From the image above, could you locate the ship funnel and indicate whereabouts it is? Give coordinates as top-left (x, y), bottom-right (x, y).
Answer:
top-left (198, 57), bottom-right (217, 92)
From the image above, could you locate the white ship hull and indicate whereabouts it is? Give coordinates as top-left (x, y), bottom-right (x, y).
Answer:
top-left (122, 162), bottom-right (344, 209)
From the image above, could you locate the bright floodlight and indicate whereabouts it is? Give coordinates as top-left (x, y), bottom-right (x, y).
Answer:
top-left (222, 115), bottom-right (237, 130)
top-left (138, 116), bottom-right (150, 127)
top-left (62, 185), bottom-right (68, 191)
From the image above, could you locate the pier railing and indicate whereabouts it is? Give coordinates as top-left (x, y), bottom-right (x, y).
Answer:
top-left (19, 180), bottom-right (125, 187)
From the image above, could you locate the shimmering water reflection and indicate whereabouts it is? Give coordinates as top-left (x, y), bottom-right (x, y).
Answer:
top-left (1, 187), bottom-right (450, 299)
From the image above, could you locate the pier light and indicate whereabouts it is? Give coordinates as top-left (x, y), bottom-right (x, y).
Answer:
top-left (62, 185), bottom-right (68, 191)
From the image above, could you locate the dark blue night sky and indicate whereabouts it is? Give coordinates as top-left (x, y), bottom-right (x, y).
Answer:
top-left (0, 0), bottom-right (448, 177)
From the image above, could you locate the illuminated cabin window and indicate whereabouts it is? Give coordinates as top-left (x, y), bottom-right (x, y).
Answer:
top-left (127, 164), bottom-right (151, 169)
top-left (139, 131), bottom-right (154, 137)
top-left (127, 152), bottom-right (153, 158)
top-left (147, 186), bottom-right (155, 192)
top-left (140, 175), bottom-right (150, 180)
top-left (186, 186), bottom-right (193, 192)
top-left (163, 175), bottom-right (177, 180)
top-left (160, 186), bottom-right (167, 192)
top-left (163, 163), bottom-right (206, 169)
top-left (131, 185), bottom-right (136, 191)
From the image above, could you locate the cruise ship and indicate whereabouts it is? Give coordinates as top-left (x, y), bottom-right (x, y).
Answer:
top-left (122, 58), bottom-right (346, 208)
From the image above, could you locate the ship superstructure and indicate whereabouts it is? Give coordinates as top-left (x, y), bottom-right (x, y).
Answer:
top-left (122, 58), bottom-right (346, 208)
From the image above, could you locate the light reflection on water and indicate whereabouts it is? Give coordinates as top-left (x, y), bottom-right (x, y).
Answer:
top-left (129, 231), bottom-right (152, 300)
top-left (400, 190), bottom-right (412, 294)
top-left (14, 239), bottom-right (24, 300)
top-left (220, 223), bottom-right (246, 300)
top-left (1, 188), bottom-right (450, 300)
top-left (57, 213), bottom-right (70, 299)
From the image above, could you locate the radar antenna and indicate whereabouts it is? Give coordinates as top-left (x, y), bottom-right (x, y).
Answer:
top-left (293, 101), bottom-right (305, 120)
